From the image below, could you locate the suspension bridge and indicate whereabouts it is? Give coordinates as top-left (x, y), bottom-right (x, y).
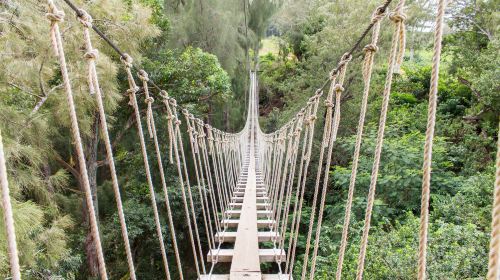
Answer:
top-left (0, 0), bottom-right (499, 279)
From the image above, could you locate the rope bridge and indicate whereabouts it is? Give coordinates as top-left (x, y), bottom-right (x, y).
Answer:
top-left (0, 0), bottom-right (499, 279)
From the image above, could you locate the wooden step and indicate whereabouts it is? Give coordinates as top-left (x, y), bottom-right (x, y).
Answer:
top-left (215, 231), bottom-right (280, 242)
top-left (199, 274), bottom-right (292, 279)
top-left (230, 202), bottom-right (269, 210)
top-left (232, 197), bottom-right (268, 203)
top-left (225, 209), bottom-right (272, 218)
top-left (233, 191), bottom-right (267, 197)
top-left (207, 248), bottom-right (285, 262)
top-left (222, 219), bottom-right (275, 228)
top-left (235, 187), bottom-right (266, 191)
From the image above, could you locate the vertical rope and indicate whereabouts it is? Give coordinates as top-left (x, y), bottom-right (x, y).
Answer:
top-left (417, 0), bottom-right (446, 278)
top-left (46, 2), bottom-right (108, 278)
top-left (356, 2), bottom-right (406, 279)
top-left (137, 74), bottom-right (184, 279)
top-left (300, 71), bottom-right (339, 280)
top-left (335, 6), bottom-right (386, 280)
top-left (183, 112), bottom-right (214, 252)
top-left (77, 10), bottom-right (137, 279)
top-left (488, 120), bottom-right (500, 280)
top-left (121, 55), bottom-right (171, 280)
top-left (163, 98), bottom-right (202, 277)
top-left (0, 130), bottom-right (21, 280)
top-left (309, 54), bottom-right (351, 280)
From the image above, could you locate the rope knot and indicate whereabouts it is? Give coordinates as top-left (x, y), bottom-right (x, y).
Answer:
top-left (329, 70), bottom-right (338, 80)
top-left (145, 96), bottom-right (154, 104)
top-left (363, 43), bottom-right (379, 53)
top-left (126, 86), bottom-right (140, 95)
top-left (160, 90), bottom-right (169, 99)
top-left (310, 115), bottom-right (317, 122)
top-left (371, 5), bottom-right (387, 23)
top-left (389, 11), bottom-right (407, 23)
top-left (337, 53), bottom-right (353, 71)
top-left (314, 89), bottom-right (323, 98)
top-left (77, 9), bottom-right (93, 28)
top-left (46, 10), bottom-right (65, 23)
top-left (120, 54), bottom-right (133, 68)
top-left (137, 70), bottom-right (149, 82)
top-left (324, 100), bottom-right (334, 108)
top-left (175, 119), bottom-right (181, 126)
top-left (84, 49), bottom-right (99, 60)
top-left (333, 84), bottom-right (345, 93)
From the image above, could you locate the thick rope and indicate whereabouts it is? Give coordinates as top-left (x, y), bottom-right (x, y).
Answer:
top-left (0, 130), bottom-right (21, 280)
top-left (417, 0), bottom-right (446, 278)
top-left (335, 6), bottom-right (386, 280)
top-left (163, 98), bottom-right (202, 277)
top-left (137, 74), bottom-right (184, 279)
top-left (286, 96), bottom-right (319, 274)
top-left (46, 2), bottom-right (108, 278)
top-left (77, 10), bottom-right (137, 279)
top-left (184, 112), bottom-right (214, 252)
top-left (309, 54), bottom-right (351, 280)
top-left (279, 112), bottom-right (305, 252)
top-left (488, 120), bottom-right (500, 280)
top-left (356, 2), bottom-right (406, 279)
top-left (121, 55), bottom-right (171, 280)
top-left (300, 66), bottom-right (342, 280)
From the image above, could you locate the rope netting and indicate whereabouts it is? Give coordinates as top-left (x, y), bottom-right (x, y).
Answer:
top-left (0, 0), bottom-right (498, 279)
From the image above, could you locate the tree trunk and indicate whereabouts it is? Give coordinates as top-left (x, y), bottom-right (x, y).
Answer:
top-left (82, 113), bottom-right (101, 277)
top-left (224, 104), bottom-right (229, 131)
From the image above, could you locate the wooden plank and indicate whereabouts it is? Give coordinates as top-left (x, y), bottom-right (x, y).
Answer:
top-left (215, 231), bottom-right (280, 242)
top-left (199, 274), bottom-right (292, 280)
top-left (230, 141), bottom-right (261, 277)
top-left (233, 191), bottom-right (267, 197)
top-left (225, 210), bottom-right (272, 218)
top-left (230, 202), bottom-right (269, 210)
top-left (207, 249), bottom-right (286, 263)
top-left (222, 219), bottom-right (275, 228)
top-left (231, 197), bottom-right (269, 203)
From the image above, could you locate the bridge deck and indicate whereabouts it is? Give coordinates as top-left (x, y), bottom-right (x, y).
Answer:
top-left (229, 142), bottom-right (261, 279)
top-left (201, 71), bottom-right (288, 280)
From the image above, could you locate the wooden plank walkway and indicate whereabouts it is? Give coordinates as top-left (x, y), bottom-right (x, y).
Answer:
top-left (200, 71), bottom-right (289, 279)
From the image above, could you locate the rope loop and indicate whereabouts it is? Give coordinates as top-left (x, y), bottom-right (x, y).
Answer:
top-left (363, 43), bottom-right (379, 53)
top-left (126, 86), bottom-right (140, 95)
top-left (371, 5), bottom-right (388, 23)
top-left (120, 53), bottom-right (133, 68)
top-left (389, 11), bottom-right (407, 23)
top-left (137, 70), bottom-right (149, 82)
top-left (338, 53), bottom-right (352, 69)
top-left (77, 9), bottom-right (92, 28)
top-left (46, 10), bottom-right (65, 23)
top-left (329, 70), bottom-right (338, 80)
top-left (84, 49), bottom-right (99, 60)
top-left (160, 90), bottom-right (169, 99)
top-left (333, 84), bottom-right (345, 93)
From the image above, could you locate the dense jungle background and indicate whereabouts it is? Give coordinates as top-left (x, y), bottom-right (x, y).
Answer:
top-left (0, 0), bottom-right (498, 278)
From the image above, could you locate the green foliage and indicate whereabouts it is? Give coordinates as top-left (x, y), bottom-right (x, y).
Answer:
top-left (314, 213), bottom-right (488, 279)
top-left (144, 47), bottom-right (232, 116)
